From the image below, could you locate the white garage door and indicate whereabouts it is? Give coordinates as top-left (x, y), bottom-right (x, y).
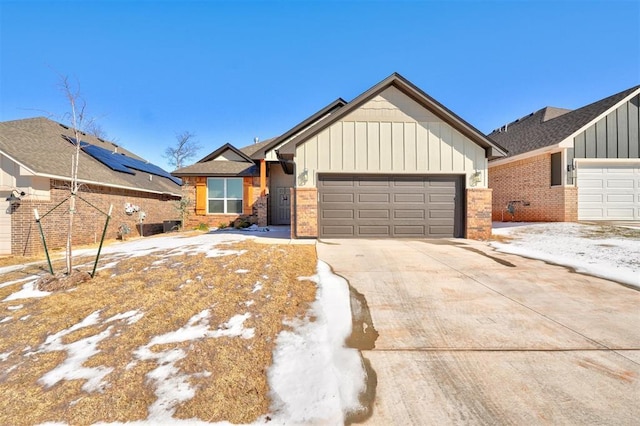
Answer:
top-left (0, 198), bottom-right (11, 255)
top-left (577, 162), bottom-right (640, 221)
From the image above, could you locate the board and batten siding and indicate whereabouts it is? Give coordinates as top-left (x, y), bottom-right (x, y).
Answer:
top-left (295, 87), bottom-right (487, 188)
top-left (573, 94), bottom-right (640, 161)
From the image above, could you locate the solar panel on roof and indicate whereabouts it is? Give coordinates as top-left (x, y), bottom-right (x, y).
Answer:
top-left (81, 143), bottom-right (180, 184)
top-left (82, 144), bottom-right (135, 174)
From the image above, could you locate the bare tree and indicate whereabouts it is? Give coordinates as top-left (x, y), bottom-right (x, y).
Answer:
top-left (59, 76), bottom-right (87, 275)
top-left (83, 121), bottom-right (109, 139)
top-left (164, 131), bottom-right (201, 169)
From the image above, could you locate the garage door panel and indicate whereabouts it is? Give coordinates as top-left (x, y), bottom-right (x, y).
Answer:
top-left (322, 210), bottom-right (353, 219)
top-left (318, 174), bottom-right (463, 238)
top-left (577, 163), bottom-right (640, 220)
top-left (359, 225), bottom-right (390, 235)
top-left (394, 210), bottom-right (425, 219)
top-left (322, 225), bottom-right (354, 236)
top-left (322, 193), bottom-right (354, 203)
top-left (394, 193), bottom-right (424, 203)
top-left (359, 210), bottom-right (390, 219)
top-left (359, 193), bottom-right (389, 203)
top-left (394, 225), bottom-right (425, 235)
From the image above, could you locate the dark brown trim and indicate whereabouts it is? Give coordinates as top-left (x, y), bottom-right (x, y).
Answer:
top-left (279, 73), bottom-right (507, 159)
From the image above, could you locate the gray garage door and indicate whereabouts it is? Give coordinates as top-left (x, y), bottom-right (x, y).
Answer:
top-left (318, 174), bottom-right (464, 238)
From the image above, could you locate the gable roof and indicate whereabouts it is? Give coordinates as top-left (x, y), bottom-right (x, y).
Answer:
top-left (198, 142), bottom-right (255, 163)
top-left (249, 98), bottom-right (347, 159)
top-left (172, 98), bottom-right (348, 177)
top-left (487, 85), bottom-right (640, 158)
top-left (278, 72), bottom-right (507, 158)
top-left (0, 117), bottom-right (181, 196)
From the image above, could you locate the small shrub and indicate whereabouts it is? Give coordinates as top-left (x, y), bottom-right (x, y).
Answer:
top-left (218, 222), bottom-right (228, 229)
top-left (234, 218), bottom-right (251, 229)
top-left (195, 222), bottom-right (209, 231)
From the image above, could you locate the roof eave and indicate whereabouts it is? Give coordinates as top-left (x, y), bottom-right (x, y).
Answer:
top-left (278, 73), bottom-right (506, 157)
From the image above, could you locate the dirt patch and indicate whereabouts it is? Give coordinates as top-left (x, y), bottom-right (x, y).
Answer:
top-left (0, 240), bottom-right (317, 425)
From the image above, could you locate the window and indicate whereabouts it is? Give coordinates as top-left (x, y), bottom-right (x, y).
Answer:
top-left (207, 178), bottom-right (243, 214)
top-left (550, 152), bottom-right (562, 186)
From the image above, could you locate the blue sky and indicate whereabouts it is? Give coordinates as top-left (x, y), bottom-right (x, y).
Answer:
top-left (1, 0), bottom-right (639, 171)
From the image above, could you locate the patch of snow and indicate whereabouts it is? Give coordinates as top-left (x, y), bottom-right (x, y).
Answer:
top-left (39, 310), bottom-right (114, 392)
top-left (0, 351), bottom-right (12, 361)
top-left (492, 222), bottom-right (640, 288)
top-left (267, 260), bottom-right (366, 424)
top-left (20, 315), bottom-right (30, 321)
top-left (245, 300), bottom-right (255, 307)
top-left (252, 282), bottom-right (262, 293)
top-left (129, 310), bottom-right (254, 423)
top-left (106, 310), bottom-right (144, 325)
top-left (0, 316), bottom-right (11, 323)
top-left (3, 280), bottom-right (50, 301)
top-left (236, 269), bottom-right (249, 274)
top-left (7, 304), bottom-right (23, 311)
top-left (0, 275), bottom-right (39, 289)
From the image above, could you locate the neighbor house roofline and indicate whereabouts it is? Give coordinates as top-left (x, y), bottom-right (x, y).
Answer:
top-left (278, 72), bottom-right (507, 158)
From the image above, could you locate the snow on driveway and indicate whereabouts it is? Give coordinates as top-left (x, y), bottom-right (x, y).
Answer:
top-left (491, 222), bottom-right (640, 289)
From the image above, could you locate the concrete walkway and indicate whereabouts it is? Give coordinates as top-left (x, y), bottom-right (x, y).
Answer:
top-left (317, 238), bottom-right (640, 425)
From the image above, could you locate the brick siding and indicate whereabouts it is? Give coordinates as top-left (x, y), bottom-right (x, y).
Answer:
top-left (465, 188), bottom-right (492, 240)
top-left (181, 176), bottom-right (265, 229)
top-left (12, 179), bottom-right (181, 256)
top-left (292, 187), bottom-right (317, 238)
top-left (489, 153), bottom-right (578, 222)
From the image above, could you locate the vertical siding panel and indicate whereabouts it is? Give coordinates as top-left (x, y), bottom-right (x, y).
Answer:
top-left (595, 118), bottom-right (607, 158)
top-left (440, 124), bottom-right (453, 171)
top-left (628, 95), bottom-right (639, 158)
top-left (428, 122), bottom-right (441, 170)
top-left (617, 102), bottom-right (629, 158)
top-left (404, 122), bottom-right (417, 171)
top-left (367, 122), bottom-right (380, 171)
top-left (451, 130), bottom-right (465, 171)
top-left (606, 111), bottom-right (617, 158)
top-left (416, 123), bottom-right (428, 170)
top-left (330, 123), bottom-right (343, 170)
top-left (342, 122), bottom-right (355, 171)
top-left (317, 130), bottom-right (330, 171)
top-left (585, 126), bottom-right (596, 158)
top-left (355, 122), bottom-right (368, 170)
top-left (392, 122), bottom-right (404, 171)
top-left (574, 132), bottom-right (586, 158)
top-left (380, 122), bottom-right (392, 171)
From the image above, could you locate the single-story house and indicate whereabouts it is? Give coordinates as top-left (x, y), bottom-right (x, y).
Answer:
top-left (0, 117), bottom-right (182, 256)
top-left (172, 73), bottom-right (507, 239)
top-left (488, 85), bottom-right (640, 222)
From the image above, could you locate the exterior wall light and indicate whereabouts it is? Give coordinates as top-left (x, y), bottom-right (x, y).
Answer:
top-left (5, 190), bottom-right (26, 205)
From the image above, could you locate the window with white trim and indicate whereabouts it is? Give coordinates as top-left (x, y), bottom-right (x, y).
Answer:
top-left (207, 178), bottom-right (243, 214)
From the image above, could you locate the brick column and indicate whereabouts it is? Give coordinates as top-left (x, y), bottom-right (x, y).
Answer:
top-left (255, 195), bottom-right (268, 227)
top-left (466, 188), bottom-right (492, 240)
top-left (291, 187), bottom-right (317, 238)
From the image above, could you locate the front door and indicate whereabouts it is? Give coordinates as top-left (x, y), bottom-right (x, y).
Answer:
top-left (272, 187), bottom-right (291, 225)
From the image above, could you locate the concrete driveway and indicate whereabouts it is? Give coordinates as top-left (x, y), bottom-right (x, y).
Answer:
top-left (317, 238), bottom-right (640, 425)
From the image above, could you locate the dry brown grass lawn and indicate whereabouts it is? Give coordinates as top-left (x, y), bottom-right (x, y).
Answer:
top-left (0, 240), bottom-right (317, 425)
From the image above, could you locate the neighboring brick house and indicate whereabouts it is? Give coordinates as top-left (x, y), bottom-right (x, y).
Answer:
top-left (488, 85), bottom-right (640, 222)
top-left (173, 73), bottom-right (507, 240)
top-left (0, 117), bottom-right (182, 256)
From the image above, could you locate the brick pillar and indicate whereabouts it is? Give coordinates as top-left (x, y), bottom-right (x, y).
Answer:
top-left (256, 195), bottom-right (268, 227)
top-left (291, 187), bottom-right (317, 238)
top-left (466, 188), bottom-right (492, 240)
top-left (563, 186), bottom-right (578, 222)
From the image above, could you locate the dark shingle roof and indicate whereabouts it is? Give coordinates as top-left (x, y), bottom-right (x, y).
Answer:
top-left (171, 161), bottom-right (258, 176)
top-left (0, 117), bottom-right (181, 195)
top-left (488, 85), bottom-right (640, 158)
